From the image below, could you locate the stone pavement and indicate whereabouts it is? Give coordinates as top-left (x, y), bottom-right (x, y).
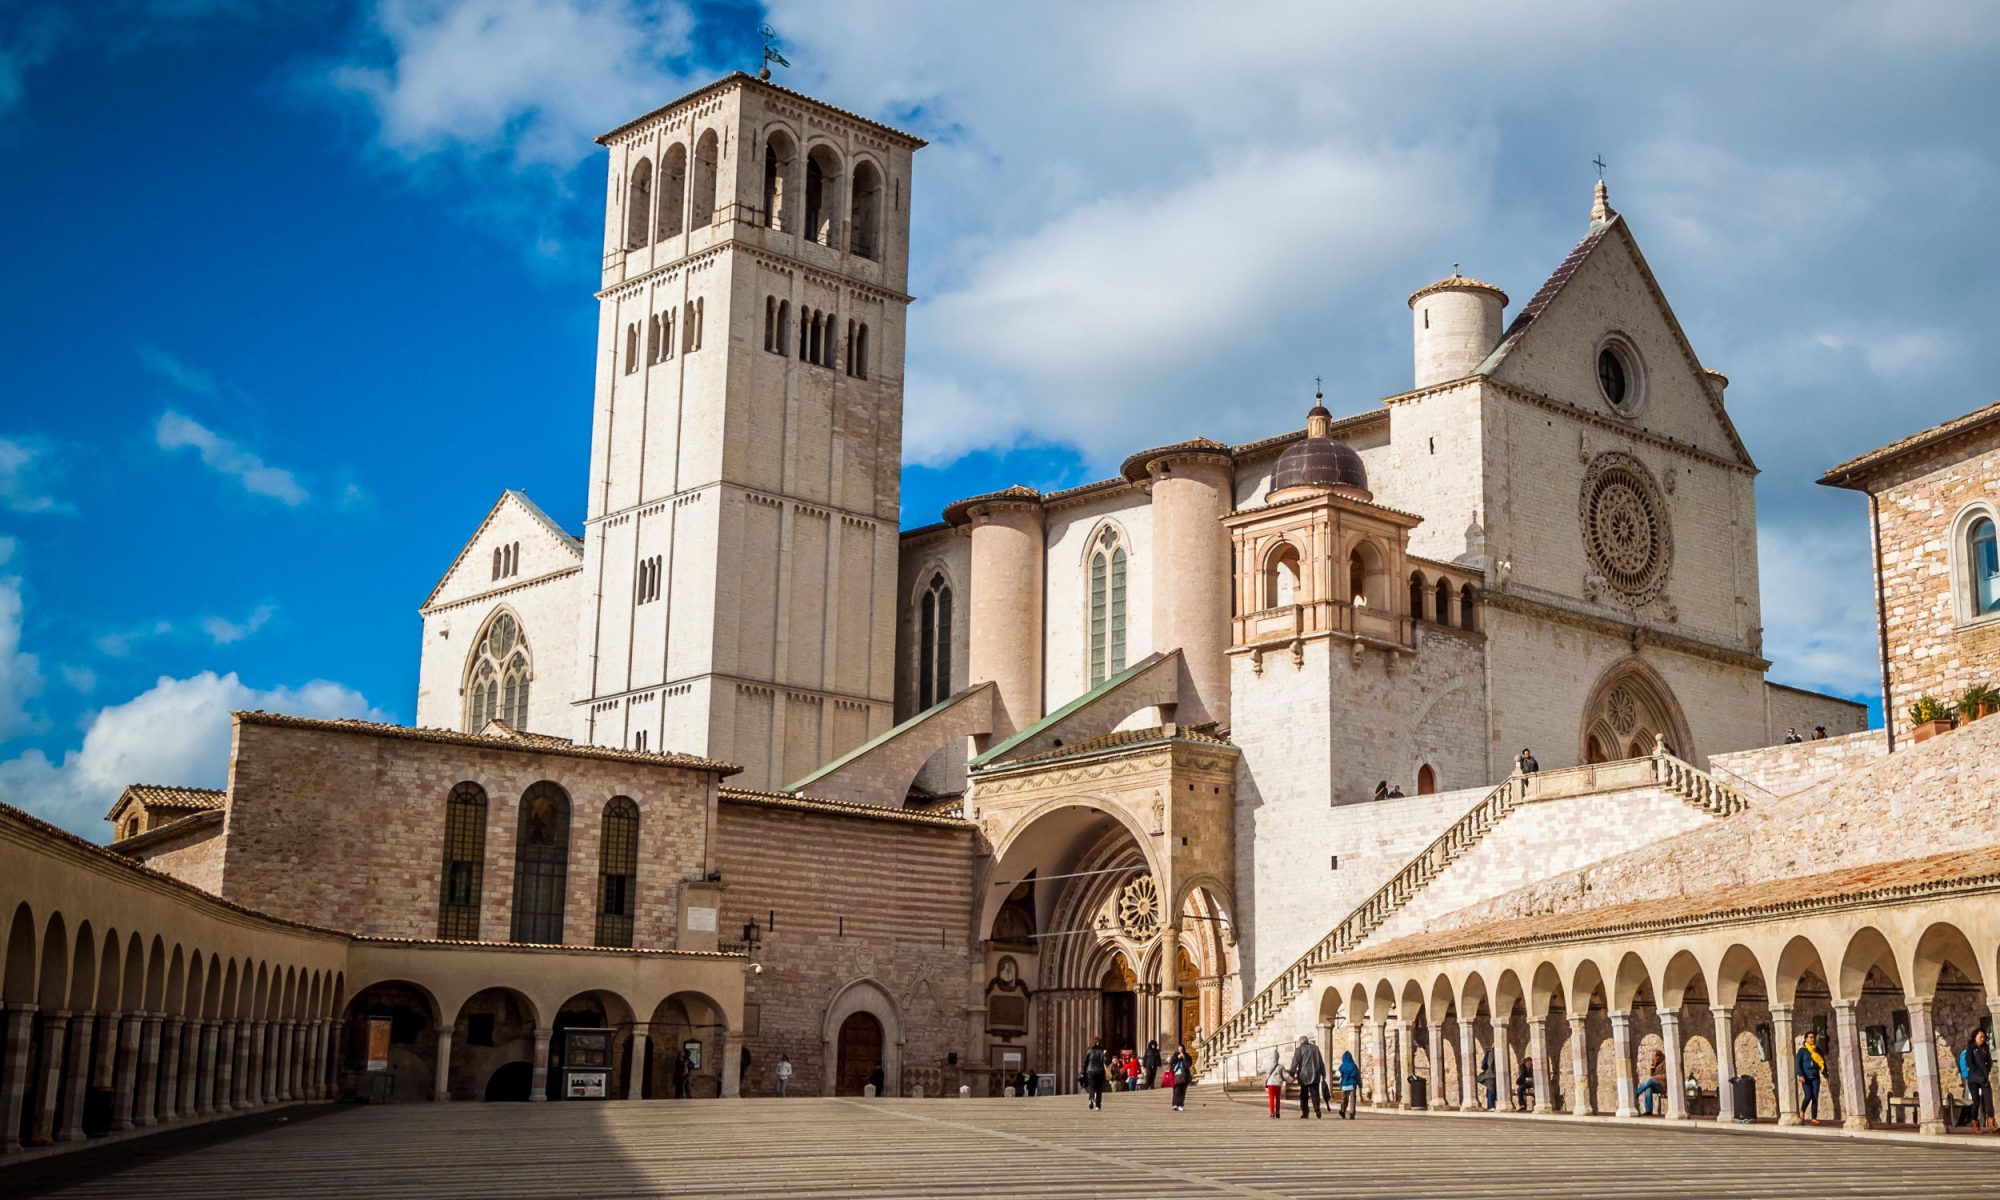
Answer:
top-left (12, 1090), bottom-right (2000, 1199)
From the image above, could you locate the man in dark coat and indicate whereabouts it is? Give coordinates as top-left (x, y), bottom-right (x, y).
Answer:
top-left (1081, 1038), bottom-right (1110, 1110)
top-left (1288, 1035), bottom-right (1326, 1118)
top-left (1143, 1040), bottom-right (1161, 1089)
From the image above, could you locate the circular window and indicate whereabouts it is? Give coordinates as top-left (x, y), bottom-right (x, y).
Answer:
top-left (1594, 334), bottom-right (1645, 417)
top-left (1580, 452), bottom-right (1672, 603)
top-left (1118, 875), bottom-right (1162, 939)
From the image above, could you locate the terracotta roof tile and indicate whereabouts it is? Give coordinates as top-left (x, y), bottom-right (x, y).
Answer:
top-left (1820, 398), bottom-right (2000, 487)
top-left (718, 786), bottom-right (974, 828)
top-left (114, 783), bottom-right (226, 813)
top-left (236, 711), bottom-right (741, 776)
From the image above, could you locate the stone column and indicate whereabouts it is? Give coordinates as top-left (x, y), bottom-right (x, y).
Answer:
top-left (1143, 450), bottom-right (1234, 727)
top-left (277, 1022), bottom-right (296, 1102)
top-left (1566, 1015), bottom-right (1592, 1116)
top-left (1832, 1001), bottom-right (1867, 1130)
top-left (197, 1020), bottom-right (219, 1116)
top-left (155, 1018), bottom-right (183, 1122)
top-left (432, 1028), bottom-right (453, 1102)
top-left (1368, 1020), bottom-right (1388, 1106)
top-left (112, 1012), bottom-right (142, 1132)
top-left (959, 495), bottom-right (1046, 743)
top-left (91, 1012), bottom-right (117, 1091)
top-left (627, 1024), bottom-right (650, 1100)
top-left (1711, 1006), bottom-right (1735, 1121)
top-left (1491, 1018), bottom-right (1513, 1112)
top-left (1906, 1002), bottom-right (1945, 1136)
top-left (1159, 921), bottom-right (1183, 1051)
top-left (1396, 1019), bottom-right (1416, 1109)
top-left (134, 1013), bottom-right (164, 1126)
top-left (721, 1032), bottom-right (745, 1098)
top-left (1457, 1020), bottom-right (1478, 1110)
top-left (1659, 1008), bottom-right (1687, 1121)
top-left (56, 1011), bottom-right (95, 1142)
top-left (314, 1020), bottom-right (332, 1100)
top-left (529, 1028), bottom-right (552, 1101)
top-left (1770, 1005), bottom-right (1800, 1126)
top-left (0, 1003), bottom-right (33, 1153)
top-left (260, 1021), bottom-right (278, 1103)
top-left (1610, 1011), bottom-right (1636, 1117)
top-left (1528, 1017), bottom-right (1552, 1113)
top-left (25, 1009), bottom-right (67, 1146)
top-left (220, 1021), bottom-right (242, 1109)
top-left (177, 1020), bottom-right (201, 1117)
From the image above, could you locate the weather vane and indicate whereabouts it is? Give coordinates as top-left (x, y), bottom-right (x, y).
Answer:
top-left (759, 24), bottom-right (790, 79)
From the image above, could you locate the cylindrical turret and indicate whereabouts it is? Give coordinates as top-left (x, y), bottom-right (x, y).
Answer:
top-left (1408, 273), bottom-right (1507, 390)
top-left (1125, 443), bottom-right (1235, 729)
top-left (949, 487), bottom-right (1046, 743)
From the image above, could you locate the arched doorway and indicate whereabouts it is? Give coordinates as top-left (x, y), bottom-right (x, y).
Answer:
top-left (835, 1011), bottom-right (883, 1095)
top-left (1580, 658), bottom-right (1693, 763)
top-left (1099, 957), bottom-right (1137, 1055)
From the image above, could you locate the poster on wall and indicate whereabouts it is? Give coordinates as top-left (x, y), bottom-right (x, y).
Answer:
top-left (365, 1017), bottom-right (392, 1072)
top-left (567, 1071), bottom-right (608, 1099)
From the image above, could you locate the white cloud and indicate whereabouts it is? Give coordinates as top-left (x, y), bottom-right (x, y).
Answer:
top-left (0, 574), bottom-right (45, 739)
top-left (155, 411), bottom-right (310, 505)
top-left (1756, 522), bottom-right (1882, 702)
top-left (136, 343), bottom-right (221, 397)
top-left (0, 436), bottom-right (70, 515)
top-left (0, 671), bottom-right (391, 838)
top-left (202, 602), bottom-right (276, 645)
top-left (59, 665), bottom-right (96, 694)
top-left (95, 620), bottom-right (175, 659)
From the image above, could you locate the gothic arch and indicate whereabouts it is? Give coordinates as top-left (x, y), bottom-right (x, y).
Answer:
top-left (1081, 520), bottom-right (1131, 687)
top-left (1262, 538), bottom-right (1304, 609)
top-left (820, 977), bottom-right (904, 1096)
top-left (463, 606), bottom-right (533, 732)
top-left (1577, 655), bottom-right (1693, 764)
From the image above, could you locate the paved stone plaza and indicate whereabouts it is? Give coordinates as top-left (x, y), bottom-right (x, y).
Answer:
top-left (12, 1093), bottom-right (2000, 1199)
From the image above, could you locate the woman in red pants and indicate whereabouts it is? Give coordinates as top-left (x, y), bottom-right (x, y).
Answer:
top-left (1265, 1055), bottom-right (1288, 1118)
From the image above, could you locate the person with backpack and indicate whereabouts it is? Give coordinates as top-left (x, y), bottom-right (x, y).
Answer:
top-left (1965, 1028), bottom-right (1995, 1134)
top-left (1794, 1032), bottom-right (1825, 1125)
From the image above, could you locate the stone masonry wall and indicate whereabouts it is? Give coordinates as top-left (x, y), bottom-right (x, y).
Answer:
top-left (138, 825), bottom-right (228, 893)
top-left (1707, 728), bottom-right (1888, 800)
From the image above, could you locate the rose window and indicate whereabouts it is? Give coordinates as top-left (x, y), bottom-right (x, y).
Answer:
top-left (1581, 453), bottom-right (1673, 604)
top-left (1119, 875), bottom-right (1162, 940)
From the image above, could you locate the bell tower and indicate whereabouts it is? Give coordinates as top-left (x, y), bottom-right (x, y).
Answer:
top-left (576, 73), bottom-right (925, 789)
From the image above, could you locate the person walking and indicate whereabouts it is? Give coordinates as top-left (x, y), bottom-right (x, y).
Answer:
top-left (1167, 1044), bottom-right (1193, 1112)
top-left (1337, 1050), bottom-right (1362, 1119)
top-left (1515, 1056), bottom-right (1535, 1111)
top-left (1795, 1032), bottom-right (1826, 1125)
top-left (1143, 1040), bottom-right (1161, 1090)
top-left (1476, 1047), bottom-right (1496, 1110)
top-left (775, 1054), bottom-right (792, 1097)
top-left (673, 1048), bottom-right (693, 1099)
top-left (1081, 1038), bottom-right (1110, 1111)
top-left (1965, 1028), bottom-right (1995, 1134)
top-left (1289, 1034), bottom-right (1327, 1119)
top-left (1264, 1052), bottom-right (1287, 1119)
top-left (1634, 1049), bottom-right (1667, 1116)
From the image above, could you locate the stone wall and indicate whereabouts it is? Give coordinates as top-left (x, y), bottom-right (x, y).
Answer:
top-left (1707, 728), bottom-right (1888, 799)
top-left (1761, 683), bottom-right (1870, 748)
top-left (139, 823), bottom-right (228, 893)
top-left (713, 794), bottom-right (977, 1096)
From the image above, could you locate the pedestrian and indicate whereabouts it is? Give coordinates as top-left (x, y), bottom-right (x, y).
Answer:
top-left (1812, 725), bottom-right (1828, 740)
top-left (1634, 1049), bottom-right (1667, 1116)
top-left (1168, 1044), bottom-right (1192, 1112)
top-left (1793, 1032), bottom-right (1826, 1125)
top-left (740, 1044), bottom-right (753, 1090)
top-left (1515, 1056), bottom-right (1535, 1110)
top-left (1783, 726), bottom-right (1803, 744)
top-left (1372, 780), bottom-right (1389, 803)
top-left (673, 1048), bottom-right (693, 1099)
top-left (1337, 1050), bottom-right (1361, 1119)
top-left (1264, 1052), bottom-right (1287, 1119)
top-left (1144, 1039), bottom-right (1161, 1089)
top-left (1289, 1034), bottom-right (1326, 1119)
top-left (1965, 1028), bottom-right (1995, 1134)
top-left (1081, 1037), bottom-right (1110, 1110)
top-left (1386, 784), bottom-right (1405, 798)
top-left (1516, 748), bottom-right (1539, 775)
top-left (1124, 1051), bottom-right (1143, 1092)
top-left (775, 1054), bottom-right (792, 1097)
top-left (1476, 1047), bottom-right (1496, 1110)
top-left (868, 1065), bottom-right (885, 1096)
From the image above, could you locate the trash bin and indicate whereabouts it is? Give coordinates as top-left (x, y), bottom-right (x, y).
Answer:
top-left (1729, 1074), bottom-right (1756, 1122)
top-left (1406, 1074), bottom-right (1428, 1109)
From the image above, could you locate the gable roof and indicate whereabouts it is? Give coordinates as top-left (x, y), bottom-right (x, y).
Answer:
top-left (1819, 398), bottom-right (2000, 490)
top-left (420, 489), bottom-right (583, 612)
top-left (105, 783), bottom-right (226, 823)
top-left (1473, 202), bottom-right (1754, 468)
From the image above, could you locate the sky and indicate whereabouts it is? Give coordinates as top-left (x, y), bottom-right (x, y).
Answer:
top-left (2, 0), bottom-right (1995, 838)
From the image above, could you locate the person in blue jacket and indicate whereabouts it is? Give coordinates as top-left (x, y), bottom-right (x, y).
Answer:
top-left (1794, 1031), bottom-right (1826, 1125)
top-left (1336, 1050), bottom-right (1362, 1119)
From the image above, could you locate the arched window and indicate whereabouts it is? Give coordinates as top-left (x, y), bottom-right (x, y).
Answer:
top-left (845, 319), bottom-right (856, 375)
top-left (850, 160), bottom-right (883, 260)
top-left (509, 782), bottom-right (570, 944)
top-left (1408, 572), bottom-right (1427, 621)
top-left (1348, 542), bottom-right (1386, 609)
top-left (1416, 764), bottom-right (1437, 795)
top-left (625, 157), bottom-right (653, 250)
top-left (1088, 527), bottom-right (1129, 686)
top-left (624, 323), bottom-right (639, 374)
top-left (648, 313), bottom-right (662, 364)
top-left (657, 142), bottom-right (686, 239)
top-left (810, 311), bottom-right (824, 366)
top-left (919, 572), bottom-right (953, 710)
top-left (1459, 583), bottom-right (1478, 632)
top-left (123, 817), bottom-right (140, 840)
top-left (764, 296), bottom-right (777, 352)
top-left (1435, 578), bottom-right (1454, 626)
top-left (595, 796), bottom-right (639, 948)
top-left (466, 611), bottom-right (531, 731)
top-left (1265, 543), bottom-right (1301, 609)
top-left (855, 324), bottom-right (869, 379)
top-left (763, 130), bottom-right (795, 230)
top-left (694, 297), bottom-right (705, 350)
top-left (437, 783), bottom-right (487, 939)
top-left (1971, 516), bottom-right (2000, 616)
top-left (689, 131), bottom-right (719, 227)
top-left (804, 145), bottom-right (841, 246)
top-left (492, 547), bottom-right (503, 580)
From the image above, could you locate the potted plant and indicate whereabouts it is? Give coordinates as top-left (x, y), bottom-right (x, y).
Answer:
top-left (1961, 684), bottom-right (1999, 723)
top-left (1909, 695), bottom-right (1953, 742)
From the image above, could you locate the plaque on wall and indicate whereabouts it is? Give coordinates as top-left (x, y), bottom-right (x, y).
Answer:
top-left (688, 906), bottom-right (718, 932)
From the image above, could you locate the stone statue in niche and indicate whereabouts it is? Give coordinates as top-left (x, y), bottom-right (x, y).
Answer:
top-left (985, 955), bottom-right (1031, 1040)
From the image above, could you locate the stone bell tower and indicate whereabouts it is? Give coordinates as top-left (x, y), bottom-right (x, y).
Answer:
top-left (575, 73), bottom-right (925, 789)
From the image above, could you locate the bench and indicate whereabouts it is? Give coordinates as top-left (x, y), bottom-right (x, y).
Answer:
top-left (1683, 1089), bottom-right (1717, 1118)
top-left (1884, 1094), bottom-right (1920, 1125)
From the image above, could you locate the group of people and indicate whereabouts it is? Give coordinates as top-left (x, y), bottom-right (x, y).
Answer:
top-left (1780, 725), bottom-right (1831, 744)
top-left (1263, 1035), bottom-right (1364, 1119)
top-left (1080, 1038), bottom-right (1196, 1111)
top-left (1369, 780), bottom-right (1408, 802)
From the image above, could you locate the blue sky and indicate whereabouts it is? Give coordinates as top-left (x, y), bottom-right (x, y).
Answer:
top-left (2, 1), bottom-right (1995, 837)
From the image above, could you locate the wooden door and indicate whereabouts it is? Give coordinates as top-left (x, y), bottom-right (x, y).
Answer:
top-left (836, 1012), bottom-right (882, 1095)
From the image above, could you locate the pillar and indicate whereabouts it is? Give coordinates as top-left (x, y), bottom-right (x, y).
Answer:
top-left (1711, 1006), bottom-right (1735, 1121)
top-left (176, 1019), bottom-right (200, 1117)
top-left (112, 1013), bottom-right (142, 1132)
top-left (1396, 1018), bottom-right (1415, 1108)
top-left (1659, 1008), bottom-right (1687, 1121)
top-left (721, 1032), bottom-right (745, 1098)
top-left (1491, 1018), bottom-right (1513, 1112)
top-left (1770, 1004), bottom-right (1799, 1127)
top-left (26, 1009), bottom-right (68, 1145)
top-left (156, 1017), bottom-right (183, 1121)
top-left (960, 496), bottom-right (1045, 743)
top-left (56, 1011), bottom-right (95, 1142)
top-left (0, 1003), bottom-right (33, 1153)
top-left (134, 1013), bottom-right (163, 1126)
top-left (1906, 1002), bottom-right (1945, 1136)
top-left (261, 1021), bottom-right (279, 1103)
top-left (91, 1011), bottom-right (117, 1091)
top-left (197, 1021), bottom-right (219, 1116)
top-left (1566, 1015), bottom-right (1592, 1116)
top-left (1143, 451), bottom-right (1233, 727)
top-left (220, 1021), bottom-right (242, 1110)
top-left (627, 1024), bottom-right (650, 1100)
top-left (1368, 1020), bottom-right (1388, 1106)
top-left (1159, 921), bottom-right (1183, 1050)
top-left (433, 1028), bottom-right (452, 1102)
top-left (529, 1028), bottom-right (552, 1101)
top-left (1610, 1011), bottom-right (1635, 1117)
top-left (313, 1020), bottom-right (331, 1100)
top-left (1528, 1017), bottom-right (1551, 1113)
top-left (276, 1021), bottom-right (295, 1102)
top-left (1832, 1001), bottom-right (1867, 1130)
top-left (1457, 1020), bottom-right (1478, 1110)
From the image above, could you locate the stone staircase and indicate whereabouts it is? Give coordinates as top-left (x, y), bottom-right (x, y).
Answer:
top-left (1200, 754), bottom-right (1750, 1071)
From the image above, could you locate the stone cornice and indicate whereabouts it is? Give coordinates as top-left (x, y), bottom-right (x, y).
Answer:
top-left (597, 241), bottom-right (914, 307)
top-left (596, 72), bottom-right (927, 149)
top-left (421, 566), bottom-right (583, 618)
top-left (1482, 590), bottom-right (1768, 671)
top-left (1480, 379), bottom-right (1755, 476)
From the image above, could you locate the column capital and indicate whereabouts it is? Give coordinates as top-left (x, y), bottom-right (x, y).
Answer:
top-left (1609, 1010), bottom-right (1632, 1025)
top-left (1656, 1006), bottom-right (1681, 1021)
top-left (1769, 1003), bottom-right (1795, 1020)
top-left (1709, 1004), bottom-right (1733, 1017)
top-left (1906, 998), bottom-right (1933, 1016)
top-left (41, 1008), bottom-right (73, 1022)
top-left (1831, 998), bottom-right (1859, 1014)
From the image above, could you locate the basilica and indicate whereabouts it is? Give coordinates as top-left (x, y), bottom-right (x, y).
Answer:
top-left (6, 72), bottom-right (1998, 1153)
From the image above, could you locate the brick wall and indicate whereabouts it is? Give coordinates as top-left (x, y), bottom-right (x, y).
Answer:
top-left (139, 825), bottom-right (228, 893)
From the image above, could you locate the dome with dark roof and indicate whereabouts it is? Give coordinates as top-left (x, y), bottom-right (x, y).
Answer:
top-left (1271, 404), bottom-right (1369, 495)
